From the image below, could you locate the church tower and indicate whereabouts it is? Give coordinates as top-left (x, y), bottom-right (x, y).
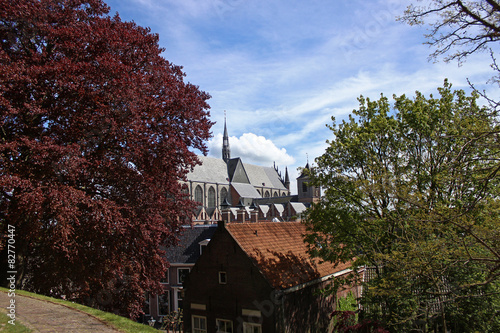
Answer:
top-left (222, 112), bottom-right (231, 163)
top-left (297, 162), bottom-right (320, 204)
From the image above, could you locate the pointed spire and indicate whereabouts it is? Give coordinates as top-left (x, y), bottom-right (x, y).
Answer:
top-left (284, 167), bottom-right (290, 190)
top-left (222, 111), bottom-right (231, 163)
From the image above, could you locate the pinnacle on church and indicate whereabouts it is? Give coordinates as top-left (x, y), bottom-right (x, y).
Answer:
top-left (284, 167), bottom-right (290, 190)
top-left (222, 111), bottom-right (231, 163)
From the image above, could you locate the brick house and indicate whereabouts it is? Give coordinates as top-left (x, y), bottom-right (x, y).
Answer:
top-left (183, 221), bottom-right (359, 333)
top-left (144, 224), bottom-right (217, 323)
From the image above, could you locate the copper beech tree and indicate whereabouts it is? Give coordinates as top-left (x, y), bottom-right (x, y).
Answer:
top-left (0, 0), bottom-right (213, 317)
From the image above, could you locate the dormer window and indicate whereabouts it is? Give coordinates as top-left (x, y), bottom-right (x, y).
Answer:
top-left (199, 239), bottom-right (210, 255)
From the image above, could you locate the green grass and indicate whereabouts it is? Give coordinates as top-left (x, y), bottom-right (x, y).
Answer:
top-left (0, 311), bottom-right (32, 333)
top-left (0, 288), bottom-right (160, 333)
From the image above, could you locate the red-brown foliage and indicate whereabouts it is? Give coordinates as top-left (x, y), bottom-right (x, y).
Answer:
top-left (0, 0), bottom-right (213, 318)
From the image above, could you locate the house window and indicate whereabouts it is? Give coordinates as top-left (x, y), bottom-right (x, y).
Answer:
top-left (193, 315), bottom-right (207, 333)
top-left (158, 291), bottom-right (170, 316)
top-left (178, 268), bottom-right (190, 285)
top-left (143, 292), bottom-right (150, 315)
top-left (264, 191), bottom-right (270, 198)
top-left (195, 185), bottom-right (203, 204)
top-left (219, 271), bottom-right (227, 284)
top-left (302, 182), bottom-right (308, 192)
top-left (216, 319), bottom-right (233, 333)
top-left (176, 289), bottom-right (184, 311)
top-left (160, 268), bottom-right (169, 284)
top-left (243, 323), bottom-right (262, 333)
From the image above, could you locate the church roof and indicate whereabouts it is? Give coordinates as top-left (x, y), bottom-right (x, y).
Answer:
top-left (186, 156), bottom-right (287, 192)
top-left (186, 156), bottom-right (229, 184)
top-left (243, 163), bottom-right (287, 190)
top-left (289, 202), bottom-right (308, 214)
top-left (262, 166), bottom-right (287, 190)
top-left (231, 182), bottom-right (262, 199)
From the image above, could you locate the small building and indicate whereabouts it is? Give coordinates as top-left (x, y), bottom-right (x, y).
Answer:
top-left (183, 221), bottom-right (359, 333)
top-left (145, 224), bottom-right (217, 321)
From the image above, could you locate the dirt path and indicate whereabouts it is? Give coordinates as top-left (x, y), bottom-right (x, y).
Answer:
top-left (0, 291), bottom-right (122, 332)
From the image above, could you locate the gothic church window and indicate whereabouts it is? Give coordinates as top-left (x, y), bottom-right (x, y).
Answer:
top-left (208, 187), bottom-right (216, 208)
top-left (195, 185), bottom-right (203, 204)
top-left (220, 187), bottom-right (228, 203)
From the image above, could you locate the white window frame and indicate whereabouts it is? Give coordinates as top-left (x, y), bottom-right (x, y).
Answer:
top-left (173, 287), bottom-right (183, 312)
top-left (192, 315), bottom-right (207, 333)
top-left (216, 318), bottom-right (233, 333)
top-left (243, 322), bottom-right (262, 333)
top-left (157, 290), bottom-right (170, 316)
top-left (177, 267), bottom-right (190, 285)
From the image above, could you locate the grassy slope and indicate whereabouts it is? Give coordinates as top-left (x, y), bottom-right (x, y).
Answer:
top-left (0, 311), bottom-right (31, 333)
top-left (0, 288), bottom-right (159, 333)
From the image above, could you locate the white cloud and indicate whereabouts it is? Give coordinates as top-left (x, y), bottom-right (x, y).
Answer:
top-left (207, 133), bottom-right (295, 167)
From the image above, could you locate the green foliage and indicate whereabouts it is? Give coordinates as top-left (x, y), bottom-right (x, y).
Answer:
top-left (337, 292), bottom-right (358, 312)
top-left (305, 81), bottom-right (500, 332)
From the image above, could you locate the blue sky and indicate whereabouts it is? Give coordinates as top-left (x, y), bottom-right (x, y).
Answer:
top-left (105, 0), bottom-right (498, 193)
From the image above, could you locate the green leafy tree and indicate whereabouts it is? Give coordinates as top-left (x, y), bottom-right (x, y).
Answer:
top-left (0, 0), bottom-right (213, 318)
top-left (304, 81), bottom-right (500, 332)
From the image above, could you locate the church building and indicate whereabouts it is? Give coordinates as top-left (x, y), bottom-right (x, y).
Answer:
top-left (182, 117), bottom-right (320, 224)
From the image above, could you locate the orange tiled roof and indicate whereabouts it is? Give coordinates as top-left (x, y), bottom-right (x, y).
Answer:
top-left (225, 222), bottom-right (350, 290)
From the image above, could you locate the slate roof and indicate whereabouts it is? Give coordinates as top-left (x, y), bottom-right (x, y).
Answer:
top-left (232, 182), bottom-right (262, 199)
top-left (243, 163), bottom-right (287, 190)
top-left (225, 222), bottom-right (350, 290)
top-left (186, 156), bottom-right (286, 191)
top-left (289, 202), bottom-right (308, 214)
top-left (257, 204), bottom-right (270, 216)
top-left (273, 203), bottom-right (285, 215)
top-left (164, 225), bottom-right (218, 264)
top-left (186, 156), bottom-right (229, 184)
top-left (297, 162), bottom-right (310, 179)
top-left (262, 166), bottom-right (287, 190)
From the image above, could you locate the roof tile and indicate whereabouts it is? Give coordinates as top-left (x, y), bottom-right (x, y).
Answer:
top-left (225, 222), bottom-right (349, 290)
